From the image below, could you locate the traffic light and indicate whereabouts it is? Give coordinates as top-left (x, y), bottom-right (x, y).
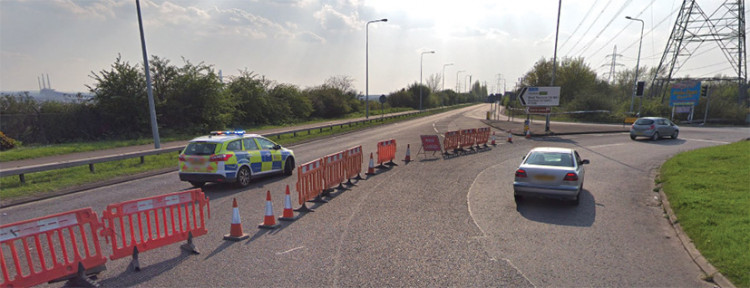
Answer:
top-left (701, 85), bottom-right (708, 97)
top-left (636, 81), bottom-right (645, 96)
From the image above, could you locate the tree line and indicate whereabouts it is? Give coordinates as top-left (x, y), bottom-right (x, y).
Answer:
top-left (509, 57), bottom-right (748, 124)
top-left (0, 55), bottom-right (485, 147)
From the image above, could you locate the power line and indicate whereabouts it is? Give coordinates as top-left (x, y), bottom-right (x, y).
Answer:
top-left (575, 0), bottom-right (635, 57)
top-left (559, 1), bottom-right (600, 50)
top-left (563, 0), bottom-right (613, 56)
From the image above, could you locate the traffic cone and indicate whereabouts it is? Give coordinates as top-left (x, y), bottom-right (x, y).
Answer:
top-left (278, 185), bottom-right (297, 221)
top-left (366, 152), bottom-right (376, 175)
top-left (259, 191), bottom-right (279, 229)
top-left (507, 130), bottom-right (513, 143)
top-left (525, 129), bottom-right (531, 139)
top-left (223, 198), bottom-right (249, 241)
top-left (491, 132), bottom-right (496, 146)
top-left (403, 144), bottom-right (412, 163)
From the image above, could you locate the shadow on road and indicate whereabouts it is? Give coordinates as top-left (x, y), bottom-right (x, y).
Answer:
top-left (515, 189), bottom-right (596, 227)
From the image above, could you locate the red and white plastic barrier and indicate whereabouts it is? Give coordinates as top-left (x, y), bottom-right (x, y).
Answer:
top-left (323, 151), bottom-right (348, 191)
top-left (345, 146), bottom-right (364, 182)
top-left (375, 139), bottom-right (397, 168)
top-left (443, 130), bottom-right (460, 154)
top-left (0, 208), bottom-right (107, 288)
top-left (100, 189), bottom-right (210, 270)
top-left (296, 158), bottom-right (325, 212)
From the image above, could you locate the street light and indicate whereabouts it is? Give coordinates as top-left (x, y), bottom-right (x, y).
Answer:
top-left (366, 18), bottom-right (387, 119)
top-left (442, 63), bottom-right (453, 91)
top-left (626, 16), bottom-right (644, 115)
top-left (456, 70), bottom-right (465, 93)
top-left (420, 50), bottom-right (435, 111)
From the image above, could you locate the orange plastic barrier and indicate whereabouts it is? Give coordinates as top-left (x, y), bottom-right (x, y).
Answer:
top-left (100, 189), bottom-right (210, 269)
top-left (1, 208), bottom-right (107, 288)
top-left (376, 139), bottom-right (397, 168)
top-left (296, 158), bottom-right (325, 212)
top-left (345, 146), bottom-right (363, 182)
top-left (323, 151), bottom-right (347, 191)
top-left (459, 128), bottom-right (476, 149)
top-left (443, 131), bottom-right (460, 154)
top-left (476, 127), bottom-right (491, 147)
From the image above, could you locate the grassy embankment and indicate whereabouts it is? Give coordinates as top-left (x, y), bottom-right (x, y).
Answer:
top-left (0, 106), bottom-right (460, 201)
top-left (659, 140), bottom-right (749, 287)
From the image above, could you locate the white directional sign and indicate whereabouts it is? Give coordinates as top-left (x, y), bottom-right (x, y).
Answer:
top-left (518, 86), bottom-right (561, 106)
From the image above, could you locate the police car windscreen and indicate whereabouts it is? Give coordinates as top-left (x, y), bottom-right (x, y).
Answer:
top-left (184, 142), bottom-right (217, 155)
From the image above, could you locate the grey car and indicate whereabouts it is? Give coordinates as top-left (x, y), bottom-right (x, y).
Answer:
top-left (513, 147), bottom-right (589, 205)
top-left (629, 117), bottom-right (679, 140)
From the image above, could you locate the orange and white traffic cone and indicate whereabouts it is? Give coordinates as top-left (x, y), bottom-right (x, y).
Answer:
top-left (507, 130), bottom-right (513, 143)
top-left (403, 144), bottom-right (412, 163)
top-left (278, 185), bottom-right (297, 221)
top-left (525, 129), bottom-right (531, 139)
top-left (259, 191), bottom-right (279, 229)
top-left (366, 152), bottom-right (376, 176)
top-left (223, 198), bottom-right (249, 241)
top-left (491, 132), bottom-right (496, 146)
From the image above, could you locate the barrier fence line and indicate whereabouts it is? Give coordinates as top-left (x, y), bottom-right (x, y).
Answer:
top-left (459, 129), bottom-right (476, 150)
top-left (296, 158), bottom-right (325, 212)
top-left (375, 139), bottom-right (397, 168)
top-left (0, 208), bottom-right (107, 288)
top-left (345, 146), bottom-right (363, 184)
top-left (443, 131), bottom-right (460, 155)
top-left (323, 151), bottom-right (348, 192)
top-left (476, 127), bottom-right (491, 148)
top-left (100, 189), bottom-right (210, 269)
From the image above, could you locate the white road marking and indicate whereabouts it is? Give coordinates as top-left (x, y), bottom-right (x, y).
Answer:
top-left (587, 143), bottom-right (626, 149)
top-left (276, 246), bottom-right (304, 255)
top-left (682, 138), bottom-right (730, 144)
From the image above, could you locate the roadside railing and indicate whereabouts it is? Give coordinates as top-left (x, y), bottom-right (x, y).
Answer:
top-left (0, 110), bottom-right (427, 183)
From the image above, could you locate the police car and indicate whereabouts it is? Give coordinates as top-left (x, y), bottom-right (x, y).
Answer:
top-left (178, 130), bottom-right (295, 187)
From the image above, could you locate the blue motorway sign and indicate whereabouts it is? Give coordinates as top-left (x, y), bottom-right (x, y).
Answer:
top-left (670, 81), bottom-right (700, 107)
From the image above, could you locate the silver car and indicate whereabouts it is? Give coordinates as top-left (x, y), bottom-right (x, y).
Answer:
top-left (630, 117), bottom-right (679, 140)
top-left (513, 147), bottom-right (589, 205)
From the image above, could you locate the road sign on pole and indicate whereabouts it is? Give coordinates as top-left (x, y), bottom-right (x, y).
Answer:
top-left (526, 107), bottom-right (551, 114)
top-left (518, 87), bottom-right (560, 106)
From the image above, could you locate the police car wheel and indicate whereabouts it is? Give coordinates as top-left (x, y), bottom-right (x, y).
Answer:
top-left (283, 158), bottom-right (294, 176)
top-left (236, 166), bottom-right (252, 187)
top-left (189, 181), bottom-right (205, 188)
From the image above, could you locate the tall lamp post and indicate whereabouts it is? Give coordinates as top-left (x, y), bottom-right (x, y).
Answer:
top-left (456, 70), bottom-right (465, 92)
top-left (626, 16), bottom-right (644, 115)
top-left (135, 0), bottom-right (160, 149)
top-left (366, 18), bottom-right (387, 119)
top-left (420, 50), bottom-right (435, 111)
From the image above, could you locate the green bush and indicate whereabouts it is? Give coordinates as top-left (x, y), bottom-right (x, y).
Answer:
top-left (0, 131), bottom-right (19, 151)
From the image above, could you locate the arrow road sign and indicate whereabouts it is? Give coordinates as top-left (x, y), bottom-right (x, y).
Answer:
top-left (518, 86), bottom-right (561, 106)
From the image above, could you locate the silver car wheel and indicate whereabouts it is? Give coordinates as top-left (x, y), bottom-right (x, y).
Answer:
top-left (651, 132), bottom-right (660, 141)
top-left (236, 166), bottom-right (252, 187)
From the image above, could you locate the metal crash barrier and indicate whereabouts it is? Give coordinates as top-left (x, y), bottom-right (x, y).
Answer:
top-left (100, 189), bottom-right (210, 271)
top-left (0, 208), bottom-right (107, 288)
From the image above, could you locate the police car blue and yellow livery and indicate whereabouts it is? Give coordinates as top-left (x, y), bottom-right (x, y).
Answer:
top-left (178, 130), bottom-right (295, 188)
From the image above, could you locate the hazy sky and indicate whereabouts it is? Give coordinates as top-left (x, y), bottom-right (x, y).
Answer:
top-left (0, 0), bottom-right (736, 94)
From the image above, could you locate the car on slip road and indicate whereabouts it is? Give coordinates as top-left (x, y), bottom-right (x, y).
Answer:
top-left (513, 147), bottom-right (589, 205)
top-left (178, 130), bottom-right (295, 188)
top-left (630, 117), bottom-right (679, 140)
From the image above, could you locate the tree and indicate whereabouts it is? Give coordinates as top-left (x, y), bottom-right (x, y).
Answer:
top-left (426, 73), bottom-right (441, 94)
top-left (88, 55), bottom-right (149, 137)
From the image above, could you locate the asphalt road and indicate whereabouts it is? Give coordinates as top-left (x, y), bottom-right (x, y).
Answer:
top-left (2, 104), bottom-right (747, 287)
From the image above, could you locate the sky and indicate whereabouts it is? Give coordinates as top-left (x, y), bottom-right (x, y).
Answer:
top-left (0, 0), bottom-right (739, 95)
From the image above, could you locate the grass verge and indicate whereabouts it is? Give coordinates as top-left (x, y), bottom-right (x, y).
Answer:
top-left (659, 140), bottom-right (750, 287)
top-left (0, 106), bottom-right (458, 203)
